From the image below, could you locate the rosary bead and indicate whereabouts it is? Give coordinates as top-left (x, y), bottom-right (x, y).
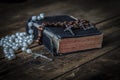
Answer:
top-left (22, 42), bottom-right (28, 47)
top-left (3, 44), bottom-right (7, 47)
top-left (29, 35), bottom-right (34, 39)
top-left (0, 31), bottom-right (35, 60)
top-left (18, 40), bottom-right (22, 43)
top-left (5, 36), bottom-right (9, 39)
top-left (8, 39), bottom-right (13, 43)
top-left (26, 36), bottom-right (29, 38)
top-left (10, 53), bottom-right (16, 59)
top-left (27, 39), bottom-right (33, 45)
top-left (28, 22), bottom-right (33, 28)
top-left (15, 32), bottom-right (20, 37)
top-left (3, 48), bottom-right (8, 54)
top-left (37, 16), bottom-right (41, 20)
top-left (15, 38), bottom-right (19, 43)
top-left (3, 48), bottom-right (9, 57)
top-left (21, 47), bottom-right (27, 52)
top-left (32, 16), bottom-right (37, 21)
top-left (28, 29), bottom-right (34, 34)
top-left (24, 39), bottom-right (27, 43)
top-left (7, 55), bottom-right (13, 60)
top-left (8, 49), bottom-right (16, 60)
top-left (9, 52), bottom-right (16, 60)
top-left (19, 33), bottom-right (24, 36)
top-left (11, 34), bottom-right (16, 38)
top-left (39, 13), bottom-right (44, 19)
top-left (26, 49), bottom-right (32, 54)
top-left (12, 46), bottom-right (18, 50)
top-left (22, 32), bottom-right (27, 35)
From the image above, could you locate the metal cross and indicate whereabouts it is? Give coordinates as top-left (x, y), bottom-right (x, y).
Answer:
top-left (64, 24), bottom-right (75, 36)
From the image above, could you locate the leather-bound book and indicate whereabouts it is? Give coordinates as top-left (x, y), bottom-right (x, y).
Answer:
top-left (26, 15), bottom-right (103, 56)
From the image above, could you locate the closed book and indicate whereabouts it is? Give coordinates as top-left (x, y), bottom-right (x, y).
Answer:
top-left (26, 15), bottom-right (103, 56)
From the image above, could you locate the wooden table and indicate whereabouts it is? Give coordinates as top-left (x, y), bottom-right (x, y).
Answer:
top-left (0, 0), bottom-right (120, 80)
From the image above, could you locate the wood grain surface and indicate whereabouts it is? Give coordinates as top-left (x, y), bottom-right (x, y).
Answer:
top-left (0, 0), bottom-right (120, 80)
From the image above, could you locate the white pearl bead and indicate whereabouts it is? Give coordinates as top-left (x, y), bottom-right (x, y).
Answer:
top-left (2, 42), bottom-right (5, 45)
top-left (7, 56), bottom-right (13, 60)
top-left (24, 39), bottom-right (27, 42)
top-left (37, 16), bottom-right (41, 20)
top-left (26, 49), bottom-right (32, 54)
top-left (32, 16), bottom-right (37, 21)
top-left (1, 31), bottom-right (35, 60)
top-left (8, 50), bottom-right (16, 60)
top-left (26, 36), bottom-right (30, 40)
top-left (15, 32), bottom-right (20, 36)
top-left (12, 43), bottom-right (16, 46)
top-left (9, 39), bottom-right (13, 43)
top-left (3, 44), bottom-right (7, 47)
top-left (5, 45), bottom-right (9, 48)
top-left (11, 35), bottom-right (16, 38)
top-left (9, 49), bottom-right (14, 53)
top-left (3, 48), bottom-right (8, 53)
top-left (18, 37), bottom-right (22, 41)
top-left (4, 39), bottom-right (8, 42)
top-left (19, 40), bottom-right (22, 43)
top-left (15, 43), bottom-right (19, 46)
top-left (8, 43), bottom-right (12, 47)
top-left (5, 36), bottom-right (9, 39)
top-left (28, 29), bottom-right (34, 34)
top-left (29, 35), bottom-right (34, 39)
top-left (19, 33), bottom-right (24, 36)
top-left (17, 43), bottom-right (21, 47)
top-left (15, 38), bottom-right (19, 43)
top-left (10, 53), bottom-right (16, 59)
top-left (21, 47), bottom-right (27, 52)
top-left (40, 13), bottom-right (44, 19)
top-left (8, 37), bottom-right (12, 40)
top-left (12, 46), bottom-right (18, 50)
top-left (27, 39), bottom-right (33, 44)
top-left (22, 32), bottom-right (26, 35)
top-left (22, 42), bottom-right (28, 47)
top-left (28, 22), bottom-right (33, 28)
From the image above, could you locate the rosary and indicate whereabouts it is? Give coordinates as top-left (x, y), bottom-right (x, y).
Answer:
top-left (28, 15), bottom-right (94, 43)
top-left (0, 13), bottom-right (52, 61)
top-left (0, 13), bottom-right (94, 60)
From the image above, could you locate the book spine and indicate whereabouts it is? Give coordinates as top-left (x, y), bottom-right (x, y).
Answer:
top-left (43, 29), bottom-right (60, 55)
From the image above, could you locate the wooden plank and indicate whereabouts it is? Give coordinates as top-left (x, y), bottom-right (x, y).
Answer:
top-left (0, 24), bottom-right (119, 80)
top-left (54, 47), bottom-right (120, 80)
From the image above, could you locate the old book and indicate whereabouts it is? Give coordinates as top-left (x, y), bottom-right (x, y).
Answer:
top-left (27, 15), bottom-right (103, 56)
